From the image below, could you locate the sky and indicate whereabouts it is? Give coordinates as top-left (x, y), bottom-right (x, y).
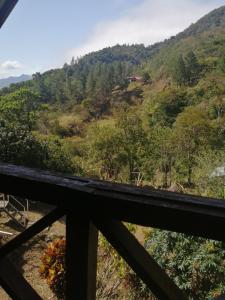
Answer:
top-left (0, 0), bottom-right (224, 79)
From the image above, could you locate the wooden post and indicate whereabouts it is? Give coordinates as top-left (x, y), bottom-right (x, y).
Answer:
top-left (66, 213), bottom-right (98, 300)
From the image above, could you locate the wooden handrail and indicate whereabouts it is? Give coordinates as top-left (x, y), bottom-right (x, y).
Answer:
top-left (0, 163), bottom-right (224, 299)
top-left (0, 163), bottom-right (225, 241)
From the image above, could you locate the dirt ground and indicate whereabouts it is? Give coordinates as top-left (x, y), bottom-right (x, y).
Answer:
top-left (0, 202), bottom-right (65, 300)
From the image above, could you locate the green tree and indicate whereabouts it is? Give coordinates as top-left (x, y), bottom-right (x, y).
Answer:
top-left (86, 124), bottom-right (123, 180)
top-left (0, 88), bottom-right (40, 129)
top-left (117, 110), bottom-right (148, 182)
top-left (0, 121), bottom-right (44, 167)
top-left (171, 54), bottom-right (187, 86)
top-left (151, 127), bottom-right (175, 187)
top-left (40, 136), bottom-right (78, 174)
top-left (174, 106), bottom-right (213, 185)
top-left (185, 51), bottom-right (200, 85)
top-left (151, 87), bottom-right (188, 126)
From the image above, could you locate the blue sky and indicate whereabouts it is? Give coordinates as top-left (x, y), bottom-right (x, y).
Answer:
top-left (0, 0), bottom-right (224, 78)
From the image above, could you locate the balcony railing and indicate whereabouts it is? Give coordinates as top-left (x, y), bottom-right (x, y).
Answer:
top-left (0, 0), bottom-right (18, 29)
top-left (0, 163), bottom-right (225, 300)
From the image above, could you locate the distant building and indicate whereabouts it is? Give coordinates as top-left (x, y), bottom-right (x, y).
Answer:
top-left (127, 76), bottom-right (144, 83)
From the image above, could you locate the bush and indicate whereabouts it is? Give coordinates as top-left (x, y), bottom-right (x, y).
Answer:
top-left (146, 230), bottom-right (225, 300)
top-left (40, 238), bottom-right (66, 300)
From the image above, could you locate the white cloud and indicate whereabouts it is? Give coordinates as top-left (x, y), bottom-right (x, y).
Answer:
top-left (1, 60), bottom-right (23, 70)
top-left (67, 0), bottom-right (223, 59)
top-left (0, 60), bottom-right (25, 78)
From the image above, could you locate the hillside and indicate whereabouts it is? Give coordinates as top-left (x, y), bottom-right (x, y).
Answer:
top-left (2, 6), bottom-right (225, 300)
top-left (141, 6), bottom-right (225, 79)
top-left (1, 5), bottom-right (225, 189)
top-left (1, 6), bottom-right (225, 105)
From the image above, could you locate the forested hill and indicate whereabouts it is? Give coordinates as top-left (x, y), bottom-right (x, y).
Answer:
top-left (180, 5), bottom-right (225, 37)
top-left (142, 5), bottom-right (225, 81)
top-left (0, 45), bottom-right (153, 107)
top-left (1, 5), bottom-right (225, 196)
top-left (2, 6), bottom-right (225, 299)
top-left (1, 5), bottom-right (225, 110)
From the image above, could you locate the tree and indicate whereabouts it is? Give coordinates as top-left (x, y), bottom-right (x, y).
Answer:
top-left (70, 56), bottom-right (75, 66)
top-left (174, 106), bottom-right (213, 185)
top-left (40, 136), bottom-right (79, 174)
top-left (151, 127), bottom-right (175, 187)
top-left (117, 110), bottom-right (148, 182)
top-left (151, 87), bottom-right (188, 126)
top-left (0, 88), bottom-right (40, 129)
top-left (171, 54), bottom-right (187, 86)
top-left (185, 51), bottom-right (200, 85)
top-left (86, 124), bottom-right (123, 180)
top-left (0, 121), bottom-right (44, 167)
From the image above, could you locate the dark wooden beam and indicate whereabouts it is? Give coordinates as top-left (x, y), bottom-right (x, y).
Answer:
top-left (0, 257), bottom-right (42, 300)
top-left (95, 219), bottom-right (187, 300)
top-left (1, 163), bottom-right (225, 241)
top-left (0, 208), bottom-right (64, 259)
top-left (0, 0), bottom-right (18, 28)
top-left (66, 213), bottom-right (98, 300)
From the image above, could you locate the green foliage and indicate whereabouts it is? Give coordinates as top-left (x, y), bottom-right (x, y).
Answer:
top-left (0, 88), bottom-right (40, 129)
top-left (39, 136), bottom-right (80, 174)
top-left (217, 56), bottom-right (225, 73)
top-left (117, 109), bottom-right (149, 182)
top-left (170, 51), bottom-right (201, 86)
top-left (194, 149), bottom-right (225, 198)
top-left (150, 127), bottom-right (175, 187)
top-left (173, 105), bottom-right (213, 184)
top-left (40, 239), bottom-right (66, 300)
top-left (149, 87), bottom-right (189, 126)
top-left (86, 123), bottom-right (123, 180)
top-left (171, 54), bottom-right (188, 86)
top-left (0, 45), bottom-right (152, 117)
top-left (0, 87), bottom-right (77, 174)
top-left (0, 121), bottom-right (44, 167)
top-left (146, 230), bottom-right (225, 300)
top-left (185, 51), bottom-right (201, 85)
top-left (4, 6), bottom-right (225, 299)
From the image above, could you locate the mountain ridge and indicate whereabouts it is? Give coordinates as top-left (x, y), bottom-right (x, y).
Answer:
top-left (2, 5), bottom-right (225, 108)
top-left (0, 74), bottom-right (32, 89)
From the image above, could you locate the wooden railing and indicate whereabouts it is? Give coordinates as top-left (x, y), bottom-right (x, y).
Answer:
top-left (0, 163), bottom-right (225, 300)
top-left (0, 0), bottom-right (18, 29)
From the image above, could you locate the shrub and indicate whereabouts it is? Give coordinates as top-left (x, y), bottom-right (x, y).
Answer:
top-left (146, 230), bottom-right (225, 300)
top-left (39, 238), bottom-right (66, 300)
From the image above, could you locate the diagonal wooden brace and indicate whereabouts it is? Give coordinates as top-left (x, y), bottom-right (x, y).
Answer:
top-left (94, 219), bottom-right (188, 300)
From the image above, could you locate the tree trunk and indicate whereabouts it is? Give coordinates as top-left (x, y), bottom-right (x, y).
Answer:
top-left (188, 166), bottom-right (192, 186)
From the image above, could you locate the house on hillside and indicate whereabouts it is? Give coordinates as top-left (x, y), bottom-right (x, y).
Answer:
top-left (127, 75), bottom-right (144, 83)
top-left (127, 74), bottom-right (152, 84)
